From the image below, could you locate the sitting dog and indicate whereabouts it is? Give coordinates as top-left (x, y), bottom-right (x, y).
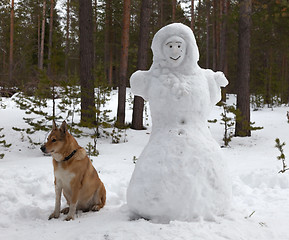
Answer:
top-left (41, 120), bottom-right (106, 221)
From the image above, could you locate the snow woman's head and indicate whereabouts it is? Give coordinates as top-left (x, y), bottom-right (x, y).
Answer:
top-left (151, 23), bottom-right (200, 73)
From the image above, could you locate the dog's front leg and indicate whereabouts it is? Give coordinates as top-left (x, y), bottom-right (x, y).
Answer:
top-left (65, 181), bottom-right (80, 221)
top-left (49, 179), bottom-right (62, 220)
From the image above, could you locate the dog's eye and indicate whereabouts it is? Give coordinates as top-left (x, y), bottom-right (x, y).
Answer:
top-left (52, 139), bottom-right (56, 143)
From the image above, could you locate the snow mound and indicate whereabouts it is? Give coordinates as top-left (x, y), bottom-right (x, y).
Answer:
top-left (1, 92), bottom-right (289, 239)
top-left (239, 169), bottom-right (289, 189)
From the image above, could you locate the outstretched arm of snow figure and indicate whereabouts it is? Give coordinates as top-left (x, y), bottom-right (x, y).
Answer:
top-left (130, 70), bottom-right (149, 101)
top-left (204, 69), bottom-right (229, 105)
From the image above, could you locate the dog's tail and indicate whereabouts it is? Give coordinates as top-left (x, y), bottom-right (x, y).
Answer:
top-left (100, 182), bottom-right (106, 208)
top-left (92, 182), bottom-right (106, 212)
top-left (96, 182), bottom-right (106, 210)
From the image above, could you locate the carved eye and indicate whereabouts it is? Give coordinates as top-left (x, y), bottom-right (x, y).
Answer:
top-left (52, 139), bottom-right (56, 143)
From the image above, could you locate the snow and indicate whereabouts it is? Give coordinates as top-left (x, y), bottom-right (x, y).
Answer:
top-left (1, 91), bottom-right (289, 239)
top-left (127, 23), bottom-right (231, 222)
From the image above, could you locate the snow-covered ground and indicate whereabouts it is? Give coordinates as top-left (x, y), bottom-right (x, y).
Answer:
top-left (1, 91), bottom-right (289, 240)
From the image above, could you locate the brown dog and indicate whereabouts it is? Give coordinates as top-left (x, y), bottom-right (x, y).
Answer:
top-left (41, 121), bottom-right (106, 221)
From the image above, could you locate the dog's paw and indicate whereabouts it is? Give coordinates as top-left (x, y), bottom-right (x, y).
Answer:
top-left (91, 204), bottom-right (101, 212)
top-left (64, 215), bottom-right (74, 221)
top-left (61, 207), bottom-right (70, 215)
top-left (48, 212), bottom-right (60, 220)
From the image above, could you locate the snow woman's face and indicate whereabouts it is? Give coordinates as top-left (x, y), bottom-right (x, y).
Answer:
top-left (162, 36), bottom-right (186, 67)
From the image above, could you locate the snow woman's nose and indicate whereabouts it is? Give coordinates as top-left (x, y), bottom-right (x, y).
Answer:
top-left (172, 46), bottom-right (178, 54)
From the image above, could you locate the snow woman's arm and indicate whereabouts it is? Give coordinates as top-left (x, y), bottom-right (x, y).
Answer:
top-left (130, 70), bottom-right (150, 101)
top-left (203, 69), bottom-right (229, 105)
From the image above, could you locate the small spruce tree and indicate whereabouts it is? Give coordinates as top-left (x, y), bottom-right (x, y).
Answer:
top-left (12, 71), bottom-right (56, 146)
top-left (219, 102), bottom-right (263, 146)
top-left (58, 73), bottom-right (82, 136)
top-left (94, 66), bottom-right (113, 138)
top-left (234, 105), bottom-right (263, 137)
top-left (220, 102), bottom-right (235, 147)
top-left (275, 138), bottom-right (289, 173)
top-left (0, 128), bottom-right (11, 159)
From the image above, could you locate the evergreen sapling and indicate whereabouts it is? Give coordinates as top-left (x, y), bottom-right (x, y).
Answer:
top-left (275, 138), bottom-right (289, 173)
top-left (58, 73), bottom-right (82, 136)
top-left (13, 72), bottom-right (58, 146)
top-left (220, 102), bottom-right (235, 147)
top-left (94, 67), bottom-right (113, 138)
top-left (0, 128), bottom-right (11, 159)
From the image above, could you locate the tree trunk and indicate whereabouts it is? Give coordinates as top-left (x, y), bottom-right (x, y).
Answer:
top-left (47, 0), bottom-right (54, 77)
top-left (79, 0), bottom-right (95, 126)
top-left (282, 55), bottom-right (288, 103)
top-left (158, 0), bottom-right (164, 28)
top-left (284, 56), bottom-right (289, 103)
top-left (281, 56), bottom-right (285, 103)
top-left (104, 0), bottom-right (113, 85)
top-left (235, 0), bottom-right (252, 137)
top-left (172, 0), bottom-right (176, 22)
top-left (109, 43), bottom-right (113, 86)
top-left (206, 0), bottom-right (210, 69)
top-left (9, 0), bottom-right (14, 86)
top-left (219, 0), bottom-right (228, 75)
top-left (197, 0), bottom-right (201, 41)
top-left (65, 0), bottom-right (70, 77)
top-left (216, 1), bottom-right (220, 70)
top-left (2, 50), bottom-right (5, 72)
top-left (38, 14), bottom-right (41, 69)
top-left (267, 48), bottom-right (273, 106)
top-left (219, 0), bottom-right (228, 102)
top-left (116, 0), bottom-right (131, 127)
top-left (131, 0), bottom-right (152, 130)
top-left (212, 0), bottom-right (217, 71)
top-left (39, 0), bottom-right (46, 70)
top-left (93, 0), bottom-right (98, 65)
top-left (190, 0), bottom-right (194, 30)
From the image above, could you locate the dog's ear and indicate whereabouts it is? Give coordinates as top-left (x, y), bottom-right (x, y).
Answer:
top-left (52, 120), bottom-right (57, 130)
top-left (60, 121), bottom-right (68, 135)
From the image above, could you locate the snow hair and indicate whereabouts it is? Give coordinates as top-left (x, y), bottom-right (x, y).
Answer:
top-left (151, 23), bottom-right (200, 73)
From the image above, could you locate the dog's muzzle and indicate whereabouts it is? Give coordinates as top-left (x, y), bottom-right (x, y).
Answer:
top-left (40, 145), bottom-right (46, 153)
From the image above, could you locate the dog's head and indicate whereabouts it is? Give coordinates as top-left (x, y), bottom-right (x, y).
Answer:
top-left (40, 120), bottom-right (69, 155)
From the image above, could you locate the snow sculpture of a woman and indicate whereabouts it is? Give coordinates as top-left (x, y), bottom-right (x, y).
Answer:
top-left (127, 23), bottom-right (231, 223)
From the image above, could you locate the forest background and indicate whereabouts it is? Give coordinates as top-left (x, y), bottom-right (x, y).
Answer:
top-left (0, 0), bottom-right (289, 134)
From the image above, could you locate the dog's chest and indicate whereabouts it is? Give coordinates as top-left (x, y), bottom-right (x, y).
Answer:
top-left (54, 166), bottom-right (75, 190)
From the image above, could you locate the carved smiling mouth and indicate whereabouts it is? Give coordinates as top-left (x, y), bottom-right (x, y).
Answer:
top-left (170, 56), bottom-right (181, 61)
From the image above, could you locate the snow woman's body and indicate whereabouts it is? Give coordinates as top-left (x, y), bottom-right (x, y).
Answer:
top-left (127, 23), bottom-right (232, 223)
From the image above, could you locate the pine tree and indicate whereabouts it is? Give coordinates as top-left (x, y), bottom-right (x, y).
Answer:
top-left (131, 0), bottom-right (152, 130)
top-left (0, 127), bottom-right (11, 159)
top-left (39, 0), bottom-right (46, 70)
top-left (79, 0), bottom-right (96, 126)
top-left (104, 0), bottom-right (112, 85)
top-left (58, 73), bottom-right (81, 129)
top-left (9, 0), bottom-right (14, 86)
top-left (235, 0), bottom-right (252, 137)
top-left (190, 0), bottom-right (194, 30)
top-left (275, 138), bottom-right (289, 174)
top-left (65, 0), bottom-right (70, 77)
top-left (117, 0), bottom-right (131, 128)
top-left (220, 102), bottom-right (235, 147)
top-left (47, 0), bottom-right (54, 76)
